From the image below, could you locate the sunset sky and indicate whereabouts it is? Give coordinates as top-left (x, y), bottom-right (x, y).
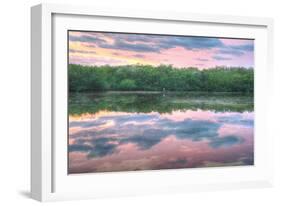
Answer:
top-left (68, 31), bottom-right (254, 69)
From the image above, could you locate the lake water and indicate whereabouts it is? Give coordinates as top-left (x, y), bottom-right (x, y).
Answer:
top-left (68, 92), bottom-right (254, 174)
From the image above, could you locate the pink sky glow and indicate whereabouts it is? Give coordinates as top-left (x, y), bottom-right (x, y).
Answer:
top-left (68, 31), bottom-right (254, 69)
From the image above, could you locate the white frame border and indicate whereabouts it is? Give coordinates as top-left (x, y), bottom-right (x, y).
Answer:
top-left (31, 3), bottom-right (274, 202)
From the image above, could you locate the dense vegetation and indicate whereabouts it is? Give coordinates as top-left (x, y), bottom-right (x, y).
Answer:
top-left (69, 64), bottom-right (254, 93)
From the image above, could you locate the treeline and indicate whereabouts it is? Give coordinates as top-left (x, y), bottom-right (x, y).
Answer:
top-left (69, 64), bottom-right (254, 93)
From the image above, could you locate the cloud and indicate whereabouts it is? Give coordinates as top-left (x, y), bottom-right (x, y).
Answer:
top-left (69, 49), bottom-right (96, 54)
top-left (209, 135), bottom-right (242, 148)
top-left (70, 137), bottom-right (118, 158)
top-left (217, 114), bottom-right (254, 127)
top-left (69, 56), bottom-right (126, 66)
top-left (99, 39), bottom-right (161, 52)
top-left (216, 43), bottom-right (254, 57)
top-left (195, 58), bottom-right (209, 62)
top-left (112, 52), bottom-right (120, 56)
top-left (113, 34), bottom-right (159, 42)
top-left (69, 112), bottom-right (252, 158)
top-left (69, 34), bottom-right (106, 44)
top-left (158, 119), bottom-right (221, 141)
top-left (70, 114), bottom-right (229, 154)
top-left (121, 130), bottom-right (164, 149)
top-left (212, 55), bottom-right (232, 61)
top-left (161, 36), bottom-right (224, 50)
top-left (125, 35), bottom-right (224, 51)
top-left (216, 49), bottom-right (245, 56)
top-left (117, 118), bottom-right (214, 149)
top-left (69, 144), bottom-right (92, 152)
top-left (87, 138), bottom-right (118, 158)
top-left (69, 119), bottom-right (107, 128)
top-left (69, 32), bottom-right (225, 53)
top-left (69, 31), bottom-right (254, 68)
top-left (230, 44), bottom-right (254, 52)
top-left (133, 54), bottom-right (145, 58)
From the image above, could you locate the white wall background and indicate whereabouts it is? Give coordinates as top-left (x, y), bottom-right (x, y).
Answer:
top-left (0, 0), bottom-right (280, 205)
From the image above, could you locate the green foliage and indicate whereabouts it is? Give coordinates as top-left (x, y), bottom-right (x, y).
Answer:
top-left (69, 64), bottom-right (254, 93)
top-left (118, 79), bottom-right (136, 90)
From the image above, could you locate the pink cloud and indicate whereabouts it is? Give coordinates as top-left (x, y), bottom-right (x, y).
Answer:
top-left (68, 31), bottom-right (254, 69)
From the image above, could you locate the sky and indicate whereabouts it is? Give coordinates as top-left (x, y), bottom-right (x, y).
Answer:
top-left (68, 31), bottom-right (254, 69)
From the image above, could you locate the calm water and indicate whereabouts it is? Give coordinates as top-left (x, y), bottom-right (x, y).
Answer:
top-left (68, 92), bottom-right (254, 174)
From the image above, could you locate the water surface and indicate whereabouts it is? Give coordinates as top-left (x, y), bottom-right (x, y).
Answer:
top-left (68, 92), bottom-right (254, 174)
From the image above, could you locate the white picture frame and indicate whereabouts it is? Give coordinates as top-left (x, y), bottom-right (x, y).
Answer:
top-left (31, 3), bottom-right (274, 202)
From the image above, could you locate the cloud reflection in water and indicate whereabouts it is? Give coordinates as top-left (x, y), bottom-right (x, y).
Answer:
top-left (68, 110), bottom-right (254, 173)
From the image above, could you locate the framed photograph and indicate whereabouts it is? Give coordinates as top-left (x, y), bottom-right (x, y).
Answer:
top-left (31, 3), bottom-right (274, 201)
